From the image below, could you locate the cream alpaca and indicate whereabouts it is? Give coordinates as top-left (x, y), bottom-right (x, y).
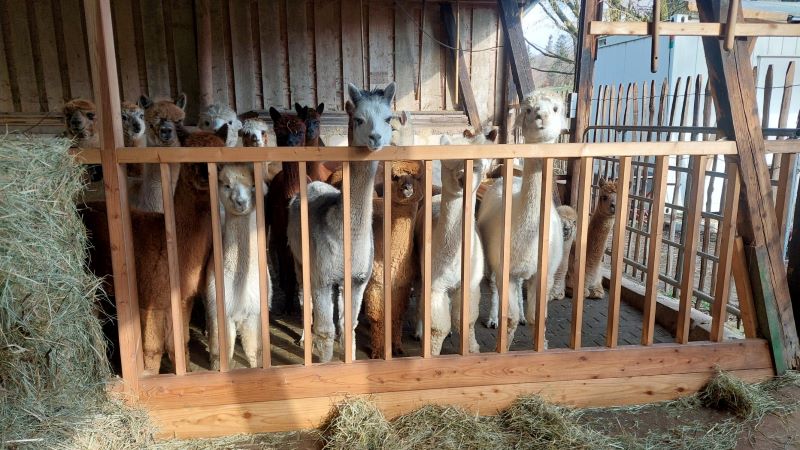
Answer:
top-left (550, 205), bottom-right (577, 300)
top-left (584, 178), bottom-right (617, 298)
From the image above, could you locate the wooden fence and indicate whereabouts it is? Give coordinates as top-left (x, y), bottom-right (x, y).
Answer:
top-left (582, 62), bottom-right (798, 330)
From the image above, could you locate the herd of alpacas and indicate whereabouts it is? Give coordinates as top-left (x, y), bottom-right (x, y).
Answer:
top-left (67, 83), bottom-right (617, 373)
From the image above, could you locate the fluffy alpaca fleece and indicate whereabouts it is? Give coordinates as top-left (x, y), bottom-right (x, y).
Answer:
top-left (62, 99), bottom-right (98, 147)
top-left (130, 93), bottom-right (187, 213)
top-left (364, 160), bottom-right (424, 358)
top-left (550, 205), bottom-right (577, 300)
top-left (296, 102), bottom-right (335, 182)
top-left (584, 178), bottom-right (617, 299)
top-left (199, 103), bottom-right (242, 147)
top-left (414, 137), bottom-right (489, 355)
top-left (477, 92), bottom-right (565, 349)
top-left (206, 163), bottom-right (270, 369)
top-left (287, 82), bottom-right (396, 362)
top-left (121, 101), bottom-right (146, 147)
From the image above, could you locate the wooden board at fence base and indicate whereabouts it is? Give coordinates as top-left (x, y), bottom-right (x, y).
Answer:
top-left (149, 367), bottom-right (773, 439)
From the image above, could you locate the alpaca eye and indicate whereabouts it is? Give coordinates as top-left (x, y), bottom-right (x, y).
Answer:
top-left (553, 105), bottom-right (559, 113)
top-left (86, 113), bottom-right (95, 120)
top-left (204, 121), bottom-right (210, 127)
top-left (385, 117), bottom-right (392, 124)
top-left (355, 118), bottom-right (364, 126)
top-left (525, 107), bottom-right (532, 114)
top-left (228, 121), bottom-right (232, 125)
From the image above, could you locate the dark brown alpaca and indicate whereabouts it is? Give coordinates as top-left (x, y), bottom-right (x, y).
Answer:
top-left (296, 102), bottom-right (339, 182)
top-left (82, 125), bottom-right (227, 375)
top-left (266, 107), bottom-right (307, 312)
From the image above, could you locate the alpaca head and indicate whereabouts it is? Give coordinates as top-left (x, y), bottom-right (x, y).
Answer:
top-left (178, 123), bottom-right (229, 148)
top-left (556, 205), bottom-right (578, 241)
top-left (348, 82), bottom-right (395, 151)
top-left (515, 92), bottom-right (564, 143)
top-left (390, 111), bottom-right (415, 146)
top-left (240, 118), bottom-right (270, 147)
top-left (295, 102), bottom-right (324, 145)
top-left (198, 103), bottom-right (242, 147)
top-left (218, 164), bottom-right (255, 215)
top-left (140, 93), bottom-right (187, 146)
top-left (269, 107), bottom-right (306, 147)
top-left (596, 178), bottom-right (618, 216)
top-left (439, 129), bottom-right (492, 196)
top-left (387, 160), bottom-right (424, 205)
top-left (63, 99), bottom-right (97, 140)
top-left (121, 101), bottom-right (145, 141)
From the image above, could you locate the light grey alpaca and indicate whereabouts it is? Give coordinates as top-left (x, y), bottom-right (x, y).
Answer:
top-left (199, 103), bottom-right (243, 147)
top-left (287, 82), bottom-right (395, 362)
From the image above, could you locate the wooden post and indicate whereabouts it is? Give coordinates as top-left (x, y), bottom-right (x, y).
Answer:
top-left (84, 0), bottom-right (143, 391)
top-left (195, 0), bottom-right (213, 108)
top-left (441, 3), bottom-right (481, 128)
top-left (698, 0), bottom-right (800, 372)
top-left (497, 0), bottom-right (536, 100)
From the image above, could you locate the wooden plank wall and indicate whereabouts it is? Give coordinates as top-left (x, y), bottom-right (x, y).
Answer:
top-left (0, 0), bottom-right (505, 127)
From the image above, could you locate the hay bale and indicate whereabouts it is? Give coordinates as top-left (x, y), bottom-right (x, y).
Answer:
top-left (393, 404), bottom-right (511, 450)
top-left (0, 134), bottom-right (153, 448)
top-left (699, 371), bottom-right (781, 421)
top-left (502, 395), bottom-right (611, 450)
top-left (321, 397), bottom-right (393, 450)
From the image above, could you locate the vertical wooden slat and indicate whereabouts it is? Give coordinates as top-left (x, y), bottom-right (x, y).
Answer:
top-left (710, 163), bottom-right (740, 342)
top-left (208, 162), bottom-right (229, 372)
top-left (0, 8), bottom-right (13, 111)
top-left (259, 0), bottom-right (287, 108)
top-left (161, 0), bottom-right (178, 98)
top-left (195, 0), bottom-right (213, 108)
top-left (299, 162), bottom-right (313, 365)
top-left (254, 163), bottom-right (271, 368)
top-left (170, 0), bottom-right (199, 118)
top-left (394, 3), bottom-right (419, 111)
top-left (368, 1), bottom-right (393, 90)
top-left (459, 159), bottom-right (474, 355)
top-left (286, 0), bottom-right (313, 106)
top-left (470, 7), bottom-right (498, 122)
top-left (495, 158), bottom-right (513, 353)
top-left (420, 2), bottom-right (443, 110)
top-left (159, 163), bottom-right (186, 375)
top-left (676, 155), bottom-right (707, 344)
top-left (208, 0), bottom-right (229, 105)
top-left (641, 156), bottom-right (669, 345)
top-left (655, 79), bottom-right (670, 142)
top-left (2, 0), bottom-right (38, 111)
top-left (85, 0), bottom-right (143, 389)
top-left (570, 157), bottom-right (593, 349)
top-left (220, 0), bottom-right (235, 106)
top-left (606, 156), bottom-right (631, 348)
top-left (139, 0), bottom-right (170, 99)
top-left (383, 162), bottom-right (392, 360)
top-left (761, 65), bottom-right (773, 147)
top-left (422, 160), bottom-right (433, 358)
top-left (32, 1), bottom-right (65, 110)
top-left (229, 0), bottom-right (255, 113)
top-left (774, 62), bottom-right (795, 243)
top-left (534, 158), bottom-right (554, 351)
top-left (341, 0), bottom-right (365, 92)
top-left (342, 162), bottom-right (353, 363)
top-left (315, 0), bottom-right (342, 110)
top-left (732, 237), bottom-right (758, 339)
top-left (110, 0), bottom-right (140, 102)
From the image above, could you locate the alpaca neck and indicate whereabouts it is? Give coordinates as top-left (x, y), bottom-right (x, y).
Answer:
top-left (588, 211), bottom-right (615, 237)
top-left (124, 134), bottom-right (145, 148)
top-left (516, 158), bottom-right (544, 233)
top-left (174, 175), bottom-right (210, 234)
top-left (436, 183), bottom-right (475, 258)
top-left (348, 161), bottom-right (378, 233)
top-left (221, 210), bottom-right (256, 279)
top-left (280, 162), bottom-right (301, 197)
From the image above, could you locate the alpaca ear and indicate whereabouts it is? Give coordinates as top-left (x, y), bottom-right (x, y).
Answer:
top-left (463, 129), bottom-right (474, 138)
top-left (316, 103), bottom-right (324, 115)
top-left (138, 95), bottom-right (153, 110)
top-left (398, 111), bottom-right (408, 126)
top-left (598, 177), bottom-right (607, 187)
top-left (486, 129), bottom-right (498, 142)
top-left (345, 100), bottom-right (355, 115)
top-left (347, 83), bottom-right (362, 104)
top-left (382, 82), bottom-right (396, 104)
top-left (294, 102), bottom-right (305, 117)
top-left (174, 93), bottom-right (187, 111)
top-left (269, 107), bottom-right (282, 123)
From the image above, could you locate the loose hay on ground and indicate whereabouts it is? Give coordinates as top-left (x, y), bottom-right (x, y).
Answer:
top-left (321, 397), bottom-right (394, 450)
top-left (392, 404), bottom-right (511, 450)
top-left (0, 134), bottom-right (153, 448)
top-left (699, 370), bottom-right (784, 420)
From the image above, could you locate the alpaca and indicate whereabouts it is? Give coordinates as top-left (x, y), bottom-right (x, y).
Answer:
top-left (413, 133), bottom-right (490, 355)
top-left (287, 82), bottom-right (396, 362)
top-left (584, 178), bottom-right (618, 299)
top-left (199, 103), bottom-right (242, 147)
top-left (241, 118), bottom-right (270, 147)
top-left (265, 108), bottom-right (307, 312)
top-left (550, 205), bottom-right (577, 301)
top-left (206, 163), bottom-right (270, 369)
top-left (81, 127), bottom-right (225, 375)
top-left (478, 92), bottom-right (565, 349)
top-left (296, 102), bottom-right (336, 182)
top-left (364, 160), bottom-right (424, 358)
top-left (130, 93), bottom-right (187, 213)
top-left (121, 101), bottom-right (146, 148)
top-left (62, 99), bottom-right (98, 147)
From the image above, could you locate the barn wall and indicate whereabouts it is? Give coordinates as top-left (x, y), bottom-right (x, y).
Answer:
top-left (0, 0), bottom-right (506, 127)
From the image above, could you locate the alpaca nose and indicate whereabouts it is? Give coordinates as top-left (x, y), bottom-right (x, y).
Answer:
top-left (69, 116), bottom-right (82, 128)
top-left (402, 183), bottom-right (414, 198)
top-left (132, 122), bottom-right (142, 134)
top-left (369, 133), bottom-right (381, 147)
top-left (160, 127), bottom-right (173, 141)
top-left (609, 202), bottom-right (616, 212)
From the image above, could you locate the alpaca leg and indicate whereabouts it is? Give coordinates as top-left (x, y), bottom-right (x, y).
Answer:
top-left (391, 283), bottom-right (412, 356)
top-left (294, 261), bottom-right (306, 347)
top-left (505, 278), bottom-right (522, 350)
top-left (207, 308), bottom-right (221, 370)
top-left (586, 269), bottom-right (604, 299)
top-left (141, 307), bottom-right (165, 376)
top-left (225, 317), bottom-right (236, 368)
top-left (364, 282), bottom-right (385, 359)
top-left (349, 279), bottom-right (369, 361)
top-left (484, 273), bottom-right (500, 329)
top-left (312, 284), bottom-right (336, 362)
top-left (449, 288), bottom-right (478, 354)
top-left (468, 282), bottom-right (482, 353)
top-left (429, 290), bottom-right (451, 356)
top-left (240, 317), bottom-right (262, 368)
top-left (550, 255), bottom-right (569, 301)
top-left (517, 282), bottom-right (527, 325)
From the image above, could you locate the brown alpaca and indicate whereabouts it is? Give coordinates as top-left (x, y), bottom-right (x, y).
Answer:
top-left (550, 205), bottom-right (577, 300)
top-left (296, 102), bottom-right (339, 183)
top-left (82, 126), bottom-right (226, 375)
top-left (584, 178), bottom-right (618, 299)
top-left (265, 107), bottom-right (307, 312)
top-left (364, 160), bottom-right (425, 358)
top-left (62, 99), bottom-right (98, 147)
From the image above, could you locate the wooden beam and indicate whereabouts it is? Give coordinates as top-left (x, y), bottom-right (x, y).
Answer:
top-left (195, 0), bottom-right (213, 108)
top-left (440, 3), bottom-right (481, 127)
top-left (698, 0), bottom-right (800, 372)
top-left (84, 0), bottom-right (143, 392)
top-left (498, 0), bottom-right (535, 100)
top-left (589, 21), bottom-right (800, 37)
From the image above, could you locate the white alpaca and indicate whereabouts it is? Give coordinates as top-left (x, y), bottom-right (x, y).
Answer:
top-left (199, 103), bottom-right (243, 147)
top-left (478, 93), bottom-right (565, 349)
top-left (287, 82), bottom-right (395, 363)
top-left (206, 163), bottom-right (270, 369)
top-left (412, 132), bottom-right (491, 355)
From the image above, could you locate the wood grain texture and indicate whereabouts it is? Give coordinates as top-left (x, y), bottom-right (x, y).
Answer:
top-left (589, 21), bottom-right (800, 37)
top-left (711, 163), bottom-right (740, 341)
top-left (606, 156), bottom-right (632, 347)
top-left (420, 3), bottom-right (443, 111)
top-left (32, 0), bottom-right (64, 109)
top-left (149, 367), bottom-right (774, 438)
top-left (368, 2), bottom-right (393, 90)
top-left (0, 8), bottom-right (12, 111)
top-left (254, 163), bottom-right (270, 368)
top-left (139, 0), bottom-right (170, 98)
top-left (209, 0), bottom-right (229, 105)
top-left (383, 163), bottom-right (392, 360)
top-left (170, 0), bottom-right (198, 117)
top-left (298, 162), bottom-right (313, 365)
top-left (229, 0), bottom-right (255, 113)
top-left (393, 3), bottom-right (419, 111)
top-left (641, 156), bottom-right (669, 345)
top-left (441, 3), bottom-right (481, 127)
top-left (340, 0), bottom-right (365, 91)
top-left (534, 158), bottom-right (554, 351)
top-left (733, 237), bottom-right (758, 339)
top-left (208, 162), bottom-right (229, 372)
top-left (496, 158), bottom-right (514, 352)
top-left (460, 159), bottom-right (474, 355)
top-left (110, 0), bottom-right (140, 102)
top-left (469, 6), bottom-right (497, 125)
top-left (342, 161), bottom-right (352, 363)
top-left (497, 0), bottom-right (534, 99)
top-left (314, 0), bottom-right (342, 110)
top-left (422, 160), bottom-right (433, 357)
top-left (570, 157), bottom-right (593, 349)
top-left (137, 339), bottom-right (774, 409)
top-left (258, 0), bottom-right (287, 108)
top-left (286, 0), bottom-right (314, 106)
top-left (5, 1), bottom-right (40, 111)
